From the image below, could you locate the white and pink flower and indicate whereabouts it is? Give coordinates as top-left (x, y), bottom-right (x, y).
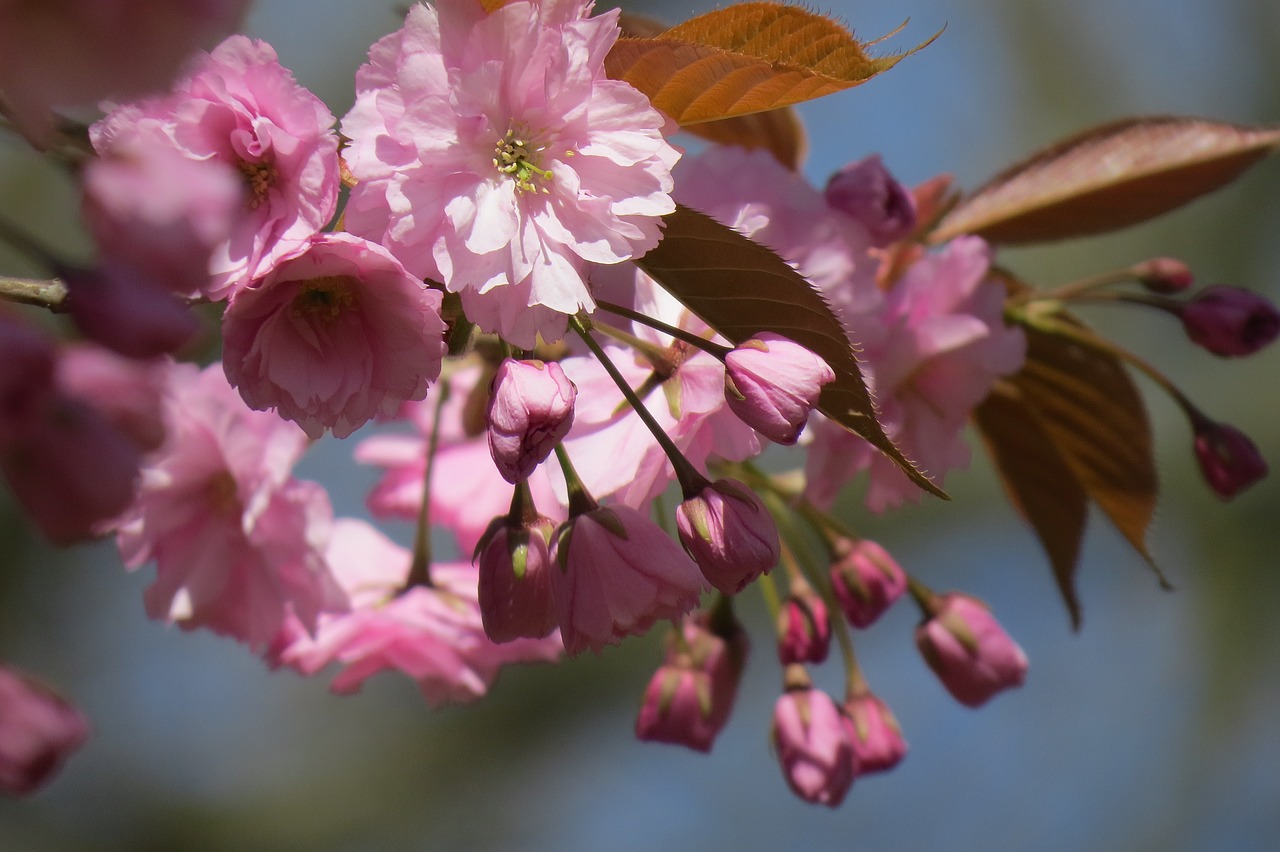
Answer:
top-left (91, 35), bottom-right (340, 299)
top-left (341, 0), bottom-right (679, 347)
top-left (222, 232), bottom-right (447, 439)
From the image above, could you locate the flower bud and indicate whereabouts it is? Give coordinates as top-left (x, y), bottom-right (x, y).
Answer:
top-left (1178, 285), bottom-right (1280, 357)
top-left (724, 333), bottom-right (835, 445)
top-left (844, 691), bottom-right (907, 774)
top-left (771, 680), bottom-right (857, 807)
top-left (676, 478), bottom-right (779, 595)
top-left (550, 505), bottom-right (705, 655)
top-left (475, 515), bottom-right (558, 643)
top-left (1192, 418), bottom-right (1267, 500)
top-left (1133, 257), bottom-right (1193, 294)
top-left (0, 666), bottom-right (90, 796)
top-left (778, 587), bottom-right (831, 665)
top-left (824, 154), bottom-right (917, 247)
top-left (915, 593), bottom-right (1027, 707)
top-left (635, 614), bottom-right (749, 752)
top-left (486, 358), bottom-right (576, 483)
top-left (829, 538), bottom-right (907, 628)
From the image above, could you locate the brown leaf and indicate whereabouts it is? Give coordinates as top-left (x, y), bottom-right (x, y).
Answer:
top-left (976, 381), bottom-right (1088, 629)
top-left (931, 116), bottom-right (1280, 244)
top-left (605, 3), bottom-right (933, 125)
top-left (634, 205), bottom-right (942, 498)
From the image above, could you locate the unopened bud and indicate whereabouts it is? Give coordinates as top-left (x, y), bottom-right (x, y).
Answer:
top-left (0, 666), bottom-right (90, 796)
top-left (844, 691), bottom-right (907, 774)
top-left (915, 592), bottom-right (1027, 707)
top-left (1179, 285), bottom-right (1280, 357)
top-left (778, 587), bottom-right (831, 665)
top-left (724, 333), bottom-right (834, 445)
top-left (1192, 417), bottom-right (1267, 500)
top-left (486, 358), bottom-right (576, 483)
top-left (824, 154), bottom-right (918, 247)
top-left (829, 538), bottom-right (907, 628)
top-left (771, 681), bottom-right (857, 807)
top-left (676, 478), bottom-right (779, 595)
top-left (1132, 257), bottom-right (1193, 294)
top-left (475, 514), bottom-right (558, 643)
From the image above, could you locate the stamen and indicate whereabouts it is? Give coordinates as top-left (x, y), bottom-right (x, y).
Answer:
top-left (494, 127), bottom-right (554, 193)
top-left (292, 275), bottom-right (359, 321)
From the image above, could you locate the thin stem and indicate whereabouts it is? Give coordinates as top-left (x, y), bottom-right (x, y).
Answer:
top-left (596, 299), bottom-right (732, 360)
top-left (404, 381), bottom-right (452, 591)
top-left (0, 276), bottom-right (67, 311)
top-left (590, 320), bottom-right (681, 375)
top-left (553, 443), bottom-right (598, 517)
top-left (570, 315), bottom-right (708, 498)
top-left (1007, 267), bottom-right (1137, 306)
top-left (906, 574), bottom-right (938, 616)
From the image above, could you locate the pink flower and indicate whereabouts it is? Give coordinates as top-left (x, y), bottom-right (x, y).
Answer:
top-left (271, 520), bottom-right (561, 706)
top-left (806, 236), bottom-right (1027, 511)
top-left (0, 666), bottom-right (90, 797)
top-left (724, 333), bottom-right (835, 445)
top-left (635, 614), bottom-right (748, 753)
top-left (222, 232), bottom-right (446, 439)
top-left (829, 538), bottom-right (907, 628)
top-left (116, 363), bottom-right (345, 649)
top-left (1192, 417), bottom-right (1267, 500)
top-left (487, 358), bottom-right (577, 483)
top-left (777, 587), bottom-right (831, 665)
top-left (916, 593), bottom-right (1028, 707)
top-left (82, 142), bottom-right (242, 298)
top-left (1178, 285), bottom-right (1280, 357)
top-left (0, 317), bottom-right (141, 543)
top-left (91, 35), bottom-right (339, 299)
top-left (0, 0), bottom-right (249, 141)
top-left (772, 684), bottom-right (857, 807)
top-left (475, 513), bottom-right (559, 643)
top-left (549, 504), bottom-right (706, 655)
top-left (56, 344), bottom-right (168, 452)
top-left (676, 478), bottom-right (779, 595)
top-left (844, 691), bottom-right (907, 774)
top-left (824, 154), bottom-right (917, 247)
top-left (341, 0), bottom-right (679, 347)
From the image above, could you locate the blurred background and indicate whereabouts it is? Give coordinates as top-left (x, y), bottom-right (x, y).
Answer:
top-left (2, 0), bottom-right (1280, 848)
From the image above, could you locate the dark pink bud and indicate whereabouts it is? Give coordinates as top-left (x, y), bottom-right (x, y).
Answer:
top-left (486, 358), bottom-right (576, 483)
top-left (61, 262), bottom-right (200, 359)
top-left (1133, 257), bottom-right (1193, 294)
top-left (0, 315), bottom-right (57, 448)
top-left (829, 538), bottom-right (907, 628)
top-left (676, 478), bottom-right (779, 595)
top-left (915, 593), bottom-right (1027, 707)
top-left (0, 666), bottom-right (89, 796)
top-left (824, 154), bottom-right (918, 247)
top-left (636, 615), bottom-right (749, 752)
top-left (778, 588), bottom-right (831, 665)
top-left (1192, 418), bottom-right (1267, 500)
top-left (844, 692), bottom-right (907, 774)
top-left (475, 514), bottom-right (558, 643)
top-left (1179, 285), bottom-right (1280, 357)
top-left (724, 333), bottom-right (835, 445)
top-left (771, 685), bottom-right (857, 807)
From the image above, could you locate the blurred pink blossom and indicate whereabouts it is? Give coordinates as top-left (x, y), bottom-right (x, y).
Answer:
top-left (0, 666), bottom-right (90, 797)
top-left (91, 35), bottom-right (339, 299)
top-left (772, 685), bottom-right (857, 807)
top-left (341, 0), bottom-right (678, 346)
top-left (829, 538), bottom-right (908, 629)
top-left (116, 363), bottom-right (345, 649)
top-left (222, 232), bottom-right (446, 438)
top-left (844, 691), bottom-right (907, 774)
top-left (916, 592), bottom-right (1028, 707)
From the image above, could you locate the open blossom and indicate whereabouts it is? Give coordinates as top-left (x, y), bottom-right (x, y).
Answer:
top-left (270, 519), bottom-right (561, 706)
top-left (222, 233), bottom-right (447, 439)
top-left (806, 236), bottom-right (1027, 511)
top-left (0, 666), bottom-right (90, 797)
top-left (550, 504), bottom-right (706, 655)
top-left (91, 35), bottom-right (339, 299)
top-left (341, 0), bottom-right (679, 347)
top-left (116, 363), bottom-right (345, 649)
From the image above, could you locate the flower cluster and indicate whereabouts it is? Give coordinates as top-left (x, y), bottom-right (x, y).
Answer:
top-left (0, 0), bottom-right (1273, 807)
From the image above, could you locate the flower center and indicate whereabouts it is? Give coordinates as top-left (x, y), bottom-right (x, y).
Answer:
top-left (494, 128), bottom-right (553, 193)
top-left (238, 159), bottom-right (278, 209)
top-left (204, 470), bottom-right (242, 518)
top-left (292, 276), bottom-right (359, 322)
